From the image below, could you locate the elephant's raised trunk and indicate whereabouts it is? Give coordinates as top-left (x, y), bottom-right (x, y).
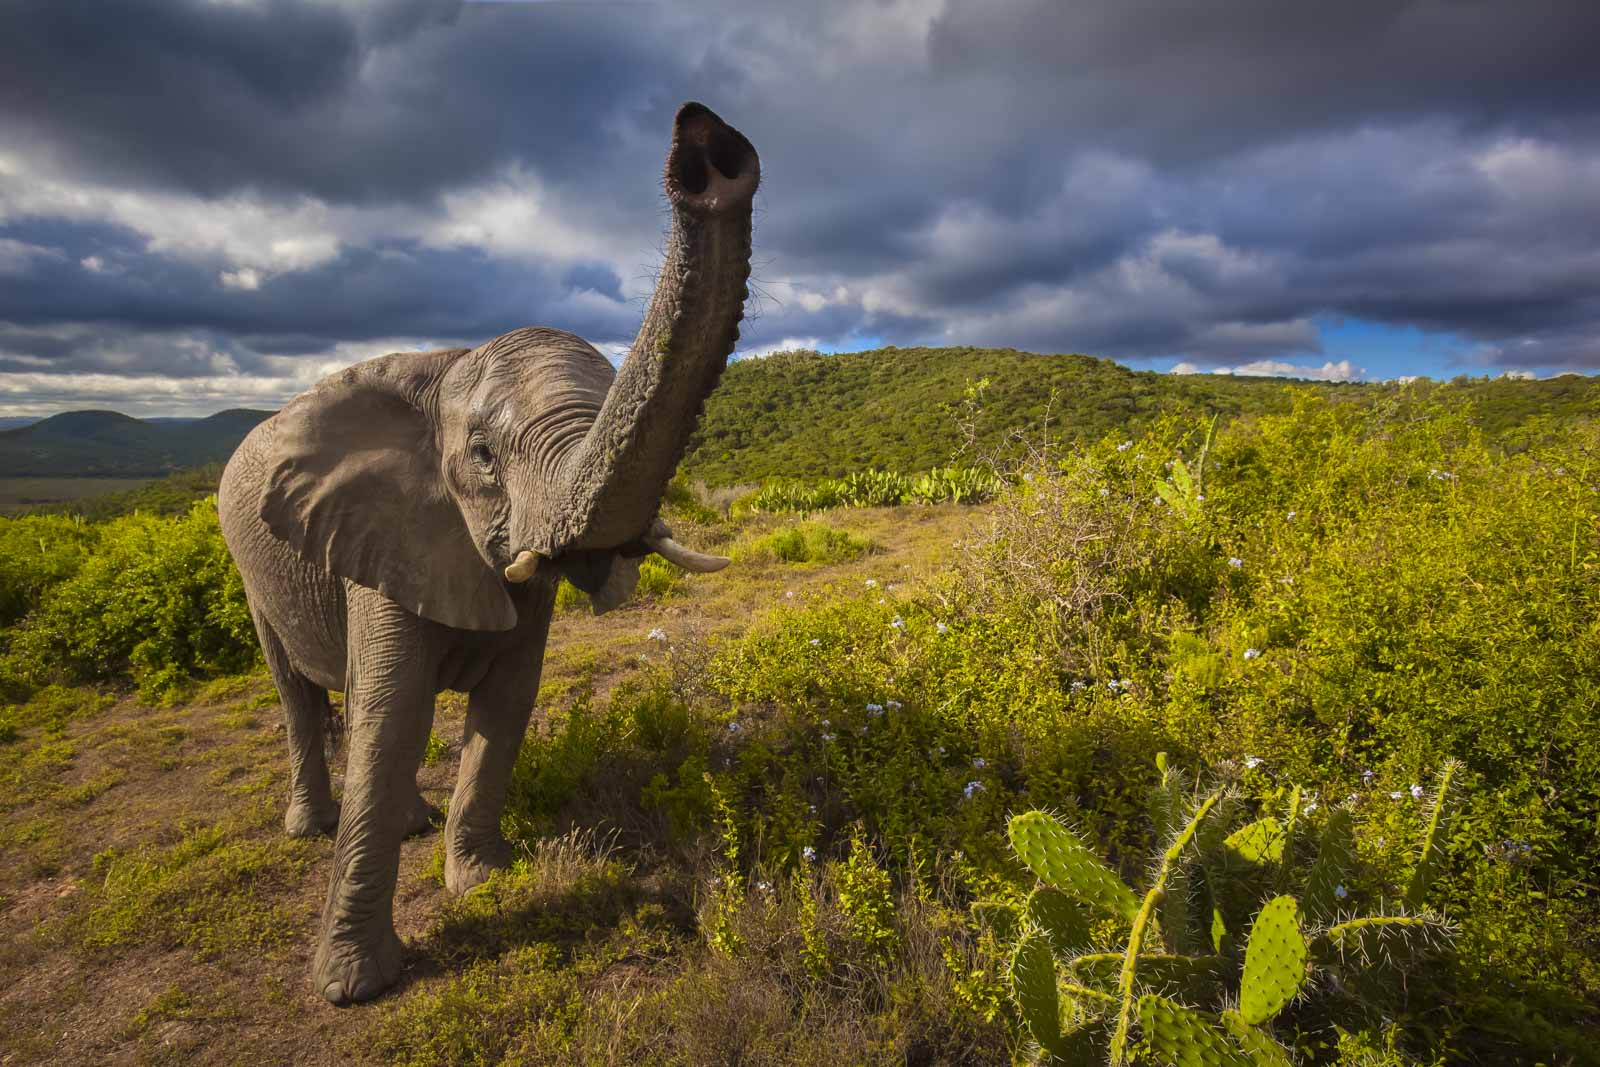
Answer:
top-left (551, 102), bottom-right (758, 552)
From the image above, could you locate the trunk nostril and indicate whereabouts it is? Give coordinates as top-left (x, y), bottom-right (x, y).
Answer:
top-left (706, 126), bottom-right (745, 181)
top-left (666, 101), bottom-right (759, 209)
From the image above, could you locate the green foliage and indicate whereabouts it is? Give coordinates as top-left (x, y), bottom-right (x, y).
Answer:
top-left (741, 466), bottom-right (999, 515)
top-left (731, 521), bottom-right (872, 565)
top-left (0, 500), bottom-right (257, 699)
top-left (680, 344), bottom-right (1600, 486)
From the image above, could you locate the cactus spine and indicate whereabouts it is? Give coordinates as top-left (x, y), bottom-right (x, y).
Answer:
top-left (1138, 995), bottom-right (1252, 1067)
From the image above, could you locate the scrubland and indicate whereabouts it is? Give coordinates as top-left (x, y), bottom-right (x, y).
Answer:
top-left (0, 390), bottom-right (1596, 1065)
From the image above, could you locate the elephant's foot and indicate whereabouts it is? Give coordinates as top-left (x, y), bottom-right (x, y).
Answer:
top-left (404, 792), bottom-right (442, 838)
top-left (313, 924), bottom-right (403, 1006)
top-left (284, 798), bottom-right (339, 839)
top-left (444, 834), bottom-right (512, 896)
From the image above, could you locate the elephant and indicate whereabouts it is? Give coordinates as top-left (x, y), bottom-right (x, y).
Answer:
top-left (216, 101), bottom-right (758, 1005)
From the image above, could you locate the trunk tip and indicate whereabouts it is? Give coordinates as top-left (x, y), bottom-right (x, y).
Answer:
top-left (666, 102), bottom-right (759, 213)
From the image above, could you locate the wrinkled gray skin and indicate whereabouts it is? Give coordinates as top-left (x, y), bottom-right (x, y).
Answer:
top-left (217, 102), bottom-right (757, 1006)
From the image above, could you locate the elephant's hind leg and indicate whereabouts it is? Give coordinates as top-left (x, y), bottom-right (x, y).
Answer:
top-left (254, 611), bottom-right (339, 838)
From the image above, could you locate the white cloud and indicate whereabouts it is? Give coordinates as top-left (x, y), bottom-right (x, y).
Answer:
top-left (737, 336), bottom-right (823, 359)
top-left (1171, 359), bottom-right (1365, 382)
top-left (219, 267), bottom-right (262, 291)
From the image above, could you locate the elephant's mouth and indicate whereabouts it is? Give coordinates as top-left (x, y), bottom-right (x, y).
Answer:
top-left (501, 520), bottom-right (729, 584)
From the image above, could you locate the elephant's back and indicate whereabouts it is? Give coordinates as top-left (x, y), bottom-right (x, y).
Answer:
top-left (220, 417), bottom-right (348, 691)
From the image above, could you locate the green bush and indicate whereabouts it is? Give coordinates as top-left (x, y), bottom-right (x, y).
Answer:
top-left (0, 514), bottom-right (98, 627)
top-left (0, 499), bottom-right (257, 699)
top-left (732, 522), bottom-right (872, 565)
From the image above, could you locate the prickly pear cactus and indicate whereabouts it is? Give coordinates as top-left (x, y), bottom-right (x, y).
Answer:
top-left (1028, 886), bottom-right (1092, 957)
top-left (1138, 995), bottom-right (1253, 1067)
top-left (1317, 913), bottom-right (1453, 966)
top-left (1301, 810), bottom-right (1354, 922)
top-left (1220, 1008), bottom-right (1294, 1067)
top-left (1225, 816), bottom-right (1285, 865)
top-left (1010, 930), bottom-right (1063, 1053)
top-left (1405, 758), bottom-right (1463, 908)
top-left (1240, 895), bottom-right (1308, 1025)
top-left (1009, 811), bottom-right (1139, 920)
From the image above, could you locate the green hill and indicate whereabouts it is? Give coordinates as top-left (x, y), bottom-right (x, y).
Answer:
top-left (680, 346), bottom-right (1600, 485)
top-left (0, 409), bottom-right (272, 478)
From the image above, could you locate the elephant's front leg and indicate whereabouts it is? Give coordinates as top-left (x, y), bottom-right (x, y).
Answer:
top-left (445, 582), bottom-right (555, 896)
top-left (313, 588), bottom-right (437, 1005)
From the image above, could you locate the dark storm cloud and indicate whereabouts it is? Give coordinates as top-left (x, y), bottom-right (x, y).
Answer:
top-left (1, 0), bottom-right (1598, 413)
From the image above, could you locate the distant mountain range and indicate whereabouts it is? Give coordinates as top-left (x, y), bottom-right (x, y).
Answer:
top-left (0, 409), bottom-right (273, 477)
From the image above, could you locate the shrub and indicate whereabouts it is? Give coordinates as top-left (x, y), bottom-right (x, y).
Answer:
top-left (1, 500), bottom-right (257, 699)
top-left (732, 521), bottom-right (873, 565)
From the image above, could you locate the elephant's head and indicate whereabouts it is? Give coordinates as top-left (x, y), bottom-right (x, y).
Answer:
top-left (257, 102), bottom-right (757, 631)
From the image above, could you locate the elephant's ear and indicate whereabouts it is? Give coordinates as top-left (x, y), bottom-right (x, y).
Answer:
top-left (259, 349), bottom-right (517, 632)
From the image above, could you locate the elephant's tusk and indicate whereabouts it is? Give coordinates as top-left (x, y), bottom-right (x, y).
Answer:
top-left (504, 550), bottom-right (541, 583)
top-left (646, 534), bottom-right (730, 573)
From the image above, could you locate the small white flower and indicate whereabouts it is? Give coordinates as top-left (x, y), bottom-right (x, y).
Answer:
top-left (1345, 793), bottom-right (1360, 804)
top-left (1100, 488), bottom-right (1111, 497)
top-left (821, 732), bottom-right (836, 742)
top-left (1071, 680), bottom-right (1085, 691)
top-left (1389, 791), bottom-right (1404, 800)
top-left (1334, 884), bottom-right (1348, 900)
top-left (886, 700), bottom-right (903, 711)
top-left (1286, 510), bottom-right (1297, 520)
top-left (935, 621), bottom-right (949, 635)
top-left (802, 846), bottom-right (817, 862)
top-left (1243, 648), bottom-right (1261, 660)
top-left (1136, 453), bottom-right (1145, 460)
top-left (1410, 783), bottom-right (1424, 799)
top-left (963, 781), bottom-right (985, 798)
top-left (727, 722), bottom-right (741, 733)
top-left (1361, 769), bottom-right (1375, 782)
top-left (972, 757), bottom-right (986, 769)
top-left (785, 590), bottom-right (795, 599)
top-left (864, 579), bottom-right (878, 589)
top-left (809, 638), bottom-right (821, 646)
top-left (1228, 557), bottom-right (1243, 569)
top-left (1303, 800), bottom-right (1319, 814)
top-left (890, 616), bottom-right (905, 631)
top-left (647, 627), bottom-right (668, 642)
top-left (1243, 755), bottom-right (1262, 769)
top-left (937, 746), bottom-right (946, 755)
top-left (1195, 494), bottom-right (1205, 502)
top-left (1022, 472), bottom-right (1034, 482)
top-left (1117, 440), bottom-right (1132, 452)
top-left (866, 703), bottom-right (884, 715)
top-left (757, 880), bottom-right (772, 894)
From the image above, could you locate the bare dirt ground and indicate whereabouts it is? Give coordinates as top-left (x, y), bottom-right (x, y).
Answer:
top-left (0, 504), bottom-right (977, 1066)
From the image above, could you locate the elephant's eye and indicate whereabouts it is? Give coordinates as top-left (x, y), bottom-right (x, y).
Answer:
top-left (469, 442), bottom-right (495, 471)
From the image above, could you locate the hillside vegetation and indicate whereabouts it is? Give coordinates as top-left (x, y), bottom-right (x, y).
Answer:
top-left (681, 346), bottom-right (1600, 484)
top-left (0, 409), bottom-right (269, 478)
top-left (0, 367), bottom-right (1597, 1064)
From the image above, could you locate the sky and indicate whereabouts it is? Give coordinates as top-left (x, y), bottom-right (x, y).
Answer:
top-left (1, 0), bottom-right (1598, 417)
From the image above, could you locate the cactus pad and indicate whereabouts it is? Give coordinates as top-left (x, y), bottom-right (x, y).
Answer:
top-left (1302, 810), bottom-right (1354, 922)
top-left (1028, 886), bottom-right (1093, 957)
top-left (1009, 811), bottom-right (1139, 920)
top-left (1240, 895), bottom-right (1308, 1024)
top-left (1225, 816), bottom-right (1286, 865)
top-left (1010, 930), bottom-right (1063, 1052)
top-left (1220, 1009), bottom-right (1294, 1067)
top-left (1138, 995), bottom-right (1253, 1067)
top-left (1405, 757), bottom-right (1463, 908)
